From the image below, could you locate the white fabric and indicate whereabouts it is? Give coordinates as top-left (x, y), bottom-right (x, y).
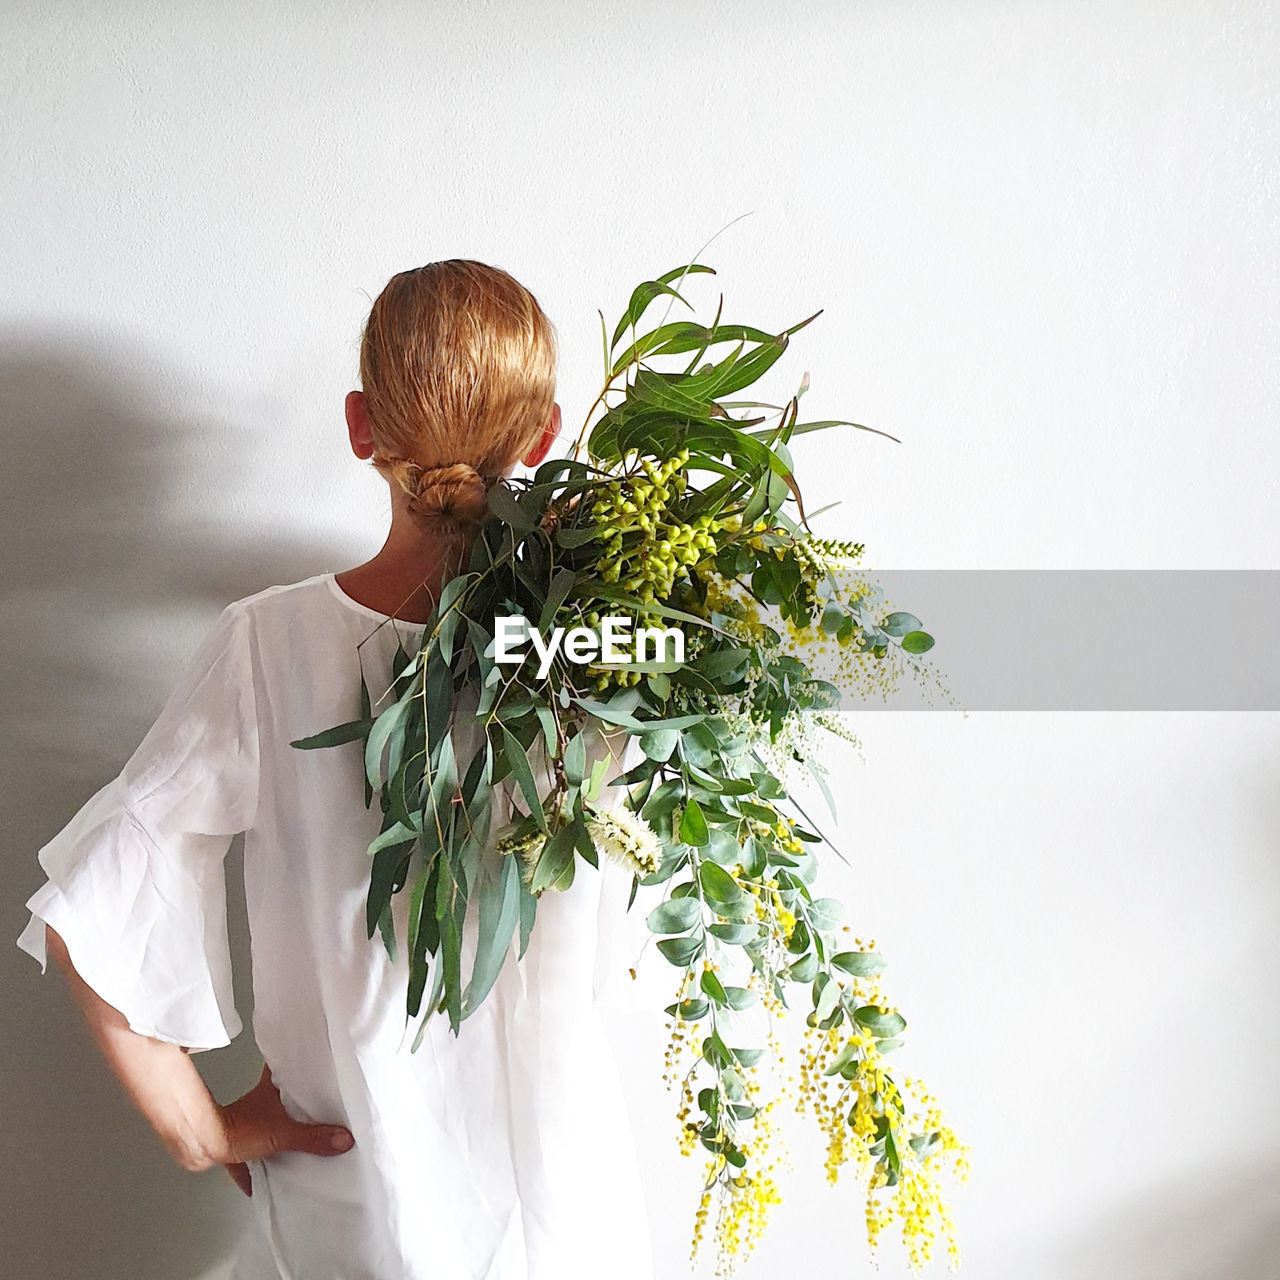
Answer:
top-left (16, 572), bottom-right (669, 1280)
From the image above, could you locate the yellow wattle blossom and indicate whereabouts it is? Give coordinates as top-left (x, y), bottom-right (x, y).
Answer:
top-left (791, 1010), bottom-right (968, 1275)
top-left (703, 1100), bottom-right (787, 1277)
top-left (574, 489), bottom-right (966, 1275)
top-left (659, 862), bottom-right (966, 1277)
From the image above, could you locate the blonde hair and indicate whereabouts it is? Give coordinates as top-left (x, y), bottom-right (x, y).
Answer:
top-left (359, 260), bottom-right (558, 534)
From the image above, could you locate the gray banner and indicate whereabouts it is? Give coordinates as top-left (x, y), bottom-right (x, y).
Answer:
top-left (807, 570), bottom-right (1280, 711)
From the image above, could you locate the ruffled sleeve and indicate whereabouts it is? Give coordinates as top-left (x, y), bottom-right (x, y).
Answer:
top-left (15, 601), bottom-right (261, 1053)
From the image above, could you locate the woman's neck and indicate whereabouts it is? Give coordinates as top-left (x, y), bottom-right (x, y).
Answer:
top-left (335, 506), bottom-right (474, 624)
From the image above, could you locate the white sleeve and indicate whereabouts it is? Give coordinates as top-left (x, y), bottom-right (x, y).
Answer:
top-left (15, 601), bottom-right (261, 1053)
top-left (590, 736), bottom-right (676, 1016)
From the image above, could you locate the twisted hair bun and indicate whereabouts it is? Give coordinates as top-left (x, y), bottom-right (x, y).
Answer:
top-left (380, 456), bottom-right (492, 535)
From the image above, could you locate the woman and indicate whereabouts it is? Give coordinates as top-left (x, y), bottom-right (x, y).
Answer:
top-left (16, 261), bottom-right (657, 1280)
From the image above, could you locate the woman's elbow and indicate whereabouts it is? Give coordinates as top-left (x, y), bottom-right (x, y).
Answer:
top-left (172, 1142), bottom-right (219, 1174)
top-left (44, 922), bottom-right (72, 973)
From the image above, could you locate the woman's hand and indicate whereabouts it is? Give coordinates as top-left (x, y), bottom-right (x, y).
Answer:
top-left (44, 923), bottom-right (354, 1197)
top-left (212, 1062), bottom-right (356, 1196)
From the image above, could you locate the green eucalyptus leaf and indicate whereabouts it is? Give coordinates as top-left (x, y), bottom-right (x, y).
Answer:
top-left (500, 726), bottom-right (547, 830)
top-left (708, 921), bottom-right (759, 945)
top-left (701, 969), bottom-right (728, 1005)
top-left (695, 648), bottom-right (754, 681)
top-left (697, 863), bottom-right (755, 921)
top-left (290, 718), bottom-right (374, 750)
top-left (785, 917), bottom-right (812, 954)
top-left (807, 897), bottom-right (845, 931)
top-left (679, 798), bottom-right (709, 847)
top-left (609, 265), bottom-right (716, 353)
top-left (366, 840), bottom-right (412, 941)
top-left (702, 827), bottom-right (741, 866)
top-left (823, 1041), bottom-right (861, 1077)
top-left (676, 998), bottom-right (710, 1021)
top-left (488, 481), bottom-right (535, 530)
top-left (700, 1031), bottom-right (732, 1070)
top-left (832, 950), bottom-right (887, 977)
top-left (534, 705), bottom-right (557, 758)
top-left (902, 629), bottom-right (935, 654)
top-left (881, 611), bottom-right (922, 637)
top-left (657, 935), bottom-right (704, 966)
top-left (854, 1006), bottom-right (908, 1038)
top-left (640, 728), bottom-right (680, 762)
top-left (460, 852), bottom-right (521, 1015)
top-left (364, 697), bottom-right (412, 791)
top-left (517, 876), bottom-right (537, 958)
top-left (539, 567), bottom-right (578, 632)
top-left (815, 974), bottom-right (842, 1022)
top-left (909, 1132), bottom-right (943, 1159)
top-left (441, 908), bottom-right (462, 1033)
top-left (646, 672), bottom-right (671, 700)
top-left (367, 822), bottom-right (418, 856)
top-left (646, 898), bottom-right (702, 934)
top-left (584, 755), bottom-right (610, 803)
top-left (563, 732), bottom-right (587, 786)
top-left (570, 696), bottom-right (704, 733)
top-left (529, 825), bottom-right (575, 895)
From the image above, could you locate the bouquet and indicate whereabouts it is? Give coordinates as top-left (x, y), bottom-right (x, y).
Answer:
top-left (293, 262), bottom-right (968, 1275)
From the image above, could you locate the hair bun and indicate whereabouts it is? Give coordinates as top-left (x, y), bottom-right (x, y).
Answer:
top-left (405, 461), bottom-right (491, 532)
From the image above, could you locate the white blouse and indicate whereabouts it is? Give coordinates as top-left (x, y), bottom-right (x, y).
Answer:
top-left (16, 572), bottom-right (664, 1280)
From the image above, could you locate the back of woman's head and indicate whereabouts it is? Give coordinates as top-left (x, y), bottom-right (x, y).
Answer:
top-left (359, 260), bottom-right (558, 535)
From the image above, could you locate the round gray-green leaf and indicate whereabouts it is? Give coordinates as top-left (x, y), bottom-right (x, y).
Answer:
top-left (806, 897), bottom-right (845, 931)
top-left (646, 898), bottom-right (702, 935)
top-left (854, 1006), bottom-right (907, 1038)
top-left (641, 728), bottom-right (680, 762)
top-left (698, 860), bottom-right (749, 909)
top-left (814, 974), bottom-right (842, 1022)
top-left (708, 921), bottom-right (759, 944)
top-left (881, 611), bottom-right (922, 637)
top-left (832, 950), bottom-right (887, 977)
top-left (657, 935), bottom-right (704, 966)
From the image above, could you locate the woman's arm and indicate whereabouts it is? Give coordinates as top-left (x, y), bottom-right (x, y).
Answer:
top-left (45, 923), bottom-right (355, 1190)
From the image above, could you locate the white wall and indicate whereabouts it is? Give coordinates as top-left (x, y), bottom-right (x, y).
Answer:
top-left (3, 2), bottom-right (1277, 1277)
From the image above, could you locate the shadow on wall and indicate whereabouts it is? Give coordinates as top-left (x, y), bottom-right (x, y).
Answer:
top-left (1035, 1155), bottom-right (1280, 1280)
top-left (0, 329), bottom-right (337, 1279)
top-left (1045, 744), bottom-right (1280, 1280)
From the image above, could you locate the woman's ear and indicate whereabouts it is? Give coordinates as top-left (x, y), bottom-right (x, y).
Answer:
top-left (522, 402), bottom-right (560, 468)
top-left (345, 390), bottom-right (375, 460)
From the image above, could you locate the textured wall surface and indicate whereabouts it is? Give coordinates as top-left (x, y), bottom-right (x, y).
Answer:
top-left (2, 2), bottom-right (1277, 1277)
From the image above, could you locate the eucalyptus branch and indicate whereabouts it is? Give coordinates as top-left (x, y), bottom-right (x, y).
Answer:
top-left (292, 257), bottom-right (962, 1276)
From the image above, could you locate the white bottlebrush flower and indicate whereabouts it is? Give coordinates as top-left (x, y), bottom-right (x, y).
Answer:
top-left (586, 805), bottom-right (662, 877)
